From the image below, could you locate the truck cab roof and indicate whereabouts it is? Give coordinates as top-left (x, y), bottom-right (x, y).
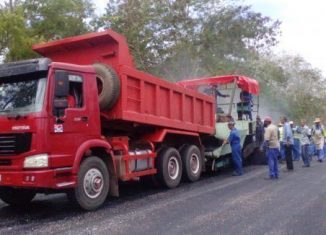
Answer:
top-left (0, 58), bottom-right (51, 79)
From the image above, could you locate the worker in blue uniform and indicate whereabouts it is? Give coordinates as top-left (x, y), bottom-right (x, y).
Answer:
top-left (290, 121), bottom-right (301, 161)
top-left (224, 121), bottom-right (243, 176)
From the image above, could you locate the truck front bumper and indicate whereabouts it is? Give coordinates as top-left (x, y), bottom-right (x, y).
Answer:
top-left (0, 168), bottom-right (76, 189)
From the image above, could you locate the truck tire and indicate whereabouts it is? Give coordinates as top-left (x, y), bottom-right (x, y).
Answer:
top-left (156, 147), bottom-right (182, 188)
top-left (69, 156), bottom-right (110, 210)
top-left (0, 187), bottom-right (36, 206)
top-left (180, 145), bottom-right (202, 182)
top-left (93, 63), bottom-right (120, 111)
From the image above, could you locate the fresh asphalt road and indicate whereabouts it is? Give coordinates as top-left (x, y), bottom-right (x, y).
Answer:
top-left (1, 159), bottom-right (326, 235)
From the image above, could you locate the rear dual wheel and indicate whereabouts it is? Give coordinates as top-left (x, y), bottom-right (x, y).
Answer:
top-left (157, 148), bottom-right (182, 188)
top-left (181, 145), bottom-right (202, 182)
top-left (156, 145), bottom-right (202, 188)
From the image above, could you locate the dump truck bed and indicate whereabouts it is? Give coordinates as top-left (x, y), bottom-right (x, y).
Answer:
top-left (33, 30), bottom-right (216, 135)
top-left (103, 65), bottom-right (215, 134)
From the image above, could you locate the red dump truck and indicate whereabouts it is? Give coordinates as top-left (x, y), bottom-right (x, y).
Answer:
top-left (0, 30), bottom-right (218, 210)
top-left (0, 30), bottom-right (260, 210)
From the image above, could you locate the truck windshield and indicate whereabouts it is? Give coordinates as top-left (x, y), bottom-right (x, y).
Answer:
top-left (0, 76), bottom-right (47, 116)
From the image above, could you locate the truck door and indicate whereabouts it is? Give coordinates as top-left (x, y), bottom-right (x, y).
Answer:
top-left (49, 70), bottom-right (93, 167)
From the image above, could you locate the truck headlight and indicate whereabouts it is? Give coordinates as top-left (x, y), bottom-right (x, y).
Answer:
top-left (24, 154), bottom-right (49, 168)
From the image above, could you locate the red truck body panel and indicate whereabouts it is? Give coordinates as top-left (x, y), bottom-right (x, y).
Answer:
top-left (103, 66), bottom-right (215, 134)
top-left (33, 30), bottom-right (135, 71)
top-left (178, 75), bottom-right (260, 95)
top-left (33, 30), bottom-right (216, 135)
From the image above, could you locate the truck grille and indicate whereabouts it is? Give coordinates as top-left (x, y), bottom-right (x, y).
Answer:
top-left (0, 159), bottom-right (12, 166)
top-left (0, 133), bottom-right (32, 156)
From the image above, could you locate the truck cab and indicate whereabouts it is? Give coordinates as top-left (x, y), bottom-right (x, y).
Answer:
top-left (0, 58), bottom-right (105, 203)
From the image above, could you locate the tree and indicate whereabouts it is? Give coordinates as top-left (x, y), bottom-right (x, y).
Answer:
top-left (0, 1), bottom-right (38, 61)
top-left (98, 0), bottom-right (281, 81)
top-left (23, 0), bottom-right (95, 40)
top-left (0, 0), bottom-right (96, 62)
top-left (275, 54), bottom-right (326, 121)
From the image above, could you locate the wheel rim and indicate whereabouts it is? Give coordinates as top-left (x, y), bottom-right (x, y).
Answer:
top-left (83, 168), bottom-right (104, 199)
top-left (168, 156), bottom-right (180, 180)
top-left (190, 153), bottom-right (200, 174)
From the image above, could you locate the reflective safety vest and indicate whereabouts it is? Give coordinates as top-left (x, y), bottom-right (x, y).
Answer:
top-left (293, 127), bottom-right (301, 139)
top-left (278, 127), bottom-right (283, 141)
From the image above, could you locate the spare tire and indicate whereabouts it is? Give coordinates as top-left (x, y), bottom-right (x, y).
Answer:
top-left (93, 63), bottom-right (121, 111)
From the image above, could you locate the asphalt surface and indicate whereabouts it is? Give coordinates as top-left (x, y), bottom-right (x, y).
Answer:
top-left (1, 159), bottom-right (326, 235)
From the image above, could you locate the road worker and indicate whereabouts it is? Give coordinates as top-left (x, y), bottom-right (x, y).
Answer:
top-left (291, 121), bottom-right (301, 161)
top-left (237, 90), bottom-right (253, 120)
top-left (263, 116), bottom-right (280, 179)
top-left (224, 121), bottom-right (243, 176)
top-left (255, 115), bottom-right (264, 152)
top-left (204, 85), bottom-right (229, 115)
top-left (297, 119), bottom-right (311, 167)
top-left (312, 118), bottom-right (325, 162)
top-left (280, 116), bottom-right (294, 170)
top-left (278, 123), bottom-right (285, 162)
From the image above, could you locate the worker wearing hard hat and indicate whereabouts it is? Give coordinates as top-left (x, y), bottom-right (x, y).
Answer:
top-left (312, 118), bottom-right (325, 162)
top-left (224, 121), bottom-right (243, 176)
top-left (264, 116), bottom-right (280, 179)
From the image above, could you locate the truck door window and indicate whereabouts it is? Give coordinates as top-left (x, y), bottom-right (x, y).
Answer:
top-left (67, 74), bottom-right (83, 108)
top-left (53, 72), bottom-right (84, 116)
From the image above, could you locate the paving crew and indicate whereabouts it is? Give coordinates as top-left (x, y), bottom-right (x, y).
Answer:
top-left (278, 123), bottom-right (285, 162)
top-left (264, 116), bottom-right (280, 179)
top-left (312, 118), bottom-right (325, 162)
top-left (291, 121), bottom-right (301, 161)
top-left (280, 116), bottom-right (294, 170)
top-left (224, 121), bottom-right (243, 176)
top-left (297, 119), bottom-right (311, 167)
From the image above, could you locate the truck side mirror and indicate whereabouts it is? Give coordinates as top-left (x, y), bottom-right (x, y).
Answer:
top-left (54, 70), bottom-right (69, 97)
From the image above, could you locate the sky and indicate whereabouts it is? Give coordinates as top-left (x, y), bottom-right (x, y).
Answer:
top-left (244, 0), bottom-right (326, 75)
top-left (93, 0), bottom-right (326, 75)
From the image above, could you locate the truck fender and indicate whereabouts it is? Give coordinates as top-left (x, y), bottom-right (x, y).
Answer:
top-left (72, 139), bottom-right (119, 197)
top-left (72, 139), bottom-right (114, 173)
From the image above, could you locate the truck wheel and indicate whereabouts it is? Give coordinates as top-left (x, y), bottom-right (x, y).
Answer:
top-left (70, 156), bottom-right (110, 210)
top-left (157, 147), bottom-right (182, 188)
top-left (0, 187), bottom-right (36, 206)
top-left (93, 63), bottom-right (120, 111)
top-left (181, 145), bottom-right (202, 182)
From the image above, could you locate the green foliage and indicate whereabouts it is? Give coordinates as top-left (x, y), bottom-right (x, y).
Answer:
top-left (275, 55), bottom-right (326, 122)
top-left (0, 3), bottom-right (38, 61)
top-left (0, 0), bottom-right (95, 62)
top-left (23, 0), bottom-right (95, 40)
top-left (98, 0), bottom-right (281, 81)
